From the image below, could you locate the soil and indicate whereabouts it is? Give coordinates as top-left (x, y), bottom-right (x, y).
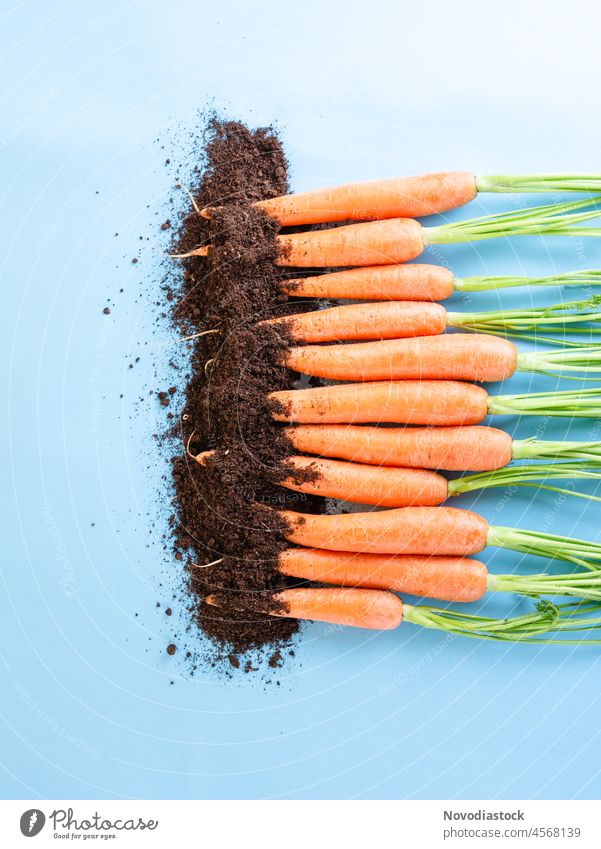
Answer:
top-left (168, 118), bottom-right (320, 660)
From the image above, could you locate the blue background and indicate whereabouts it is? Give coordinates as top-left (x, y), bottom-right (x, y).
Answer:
top-left (3, 0), bottom-right (601, 800)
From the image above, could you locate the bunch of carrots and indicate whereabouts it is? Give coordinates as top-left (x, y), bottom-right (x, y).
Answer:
top-left (181, 170), bottom-right (601, 644)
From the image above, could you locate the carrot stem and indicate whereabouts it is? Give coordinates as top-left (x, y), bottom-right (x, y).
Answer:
top-left (448, 463), bottom-right (601, 502)
top-left (487, 526), bottom-right (601, 570)
top-left (453, 270), bottom-right (601, 293)
top-left (426, 197), bottom-right (601, 245)
top-left (448, 296), bottom-right (601, 340)
top-left (511, 438), bottom-right (601, 463)
top-left (476, 174), bottom-right (601, 193)
top-left (403, 599), bottom-right (601, 642)
top-left (488, 386), bottom-right (601, 418)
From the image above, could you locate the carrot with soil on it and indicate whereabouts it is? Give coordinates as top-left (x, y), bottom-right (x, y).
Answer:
top-left (195, 450), bottom-right (601, 508)
top-left (198, 172), bottom-right (601, 226)
top-left (270, 381), bottom-right (601, 426)
top-left (278, 548), bottom-right (601, 604)
top-left (285, 424), bottom-right (601, 471)
top-left (278, 505), bottom-right (601, 570)
top-left (178, 198), bottom-right (601, 267)
top-left (205, 588), bottom-right (601, 642)
top-left (266, 297), bottom-right (601, 344)
top-left (280, 266), bottom-right (601, 301)
top-left (282, 334), bottom-right (601, 383)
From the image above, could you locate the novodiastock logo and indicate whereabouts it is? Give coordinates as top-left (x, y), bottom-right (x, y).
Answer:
top-left (19, 809), bottom-right (46, 837)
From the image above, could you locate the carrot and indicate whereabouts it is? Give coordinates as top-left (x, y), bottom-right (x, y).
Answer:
top-left (281, 505), bottom-right (489, 555)
top-left (271, 382), bottom-right (601, 425)
top-left (209, 172), bottom-right (601, 226)
top-left (264, 301), bottom-right (447, 342)
top-left (285, 425), bottom-right (513, 471)
top-left (278, 548), bottom-right (601, 603)
top-left (277, 455), bottom-right (601, 508)
top-left (280, 267), bottom-right (601, 301)
top-left (281, 455), bottom-right (448, 506)
top-left (205, 587), bottom-right (601, 641)
top-left (283, 334), bottom-right (601, 382)
top-left (280, 264), bottom-right (456, 301)
top-left (286, 424), bottom-right (601, 470)
top-left (284, 334), bottom-right (516, 382)
top-left (177, 198), bottom-right (601, 267)
top-left (267, 298), bottom-right (601, 344)
top-left (279, 505), bottom-right (601, 569)
top-left (273, 587), bottom-right (405, 630)
top-left (279, 548), bottom-right (488, 601)
top-left (252, 172), bottom-right (478, 225)
top-left (271, 381), bottom-right (488, 426)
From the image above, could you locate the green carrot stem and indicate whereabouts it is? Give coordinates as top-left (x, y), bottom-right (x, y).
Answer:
top-left (447, 463), bottom-right (601, 502)
top-left (447, 296), bottom-right (601, 339)
top-left (476, 174), bottom-right (601, 194)
top-left (511, 438), bottom-right (601, 463)
top-left (425, 197), bottom-right (601, 245)
top-left (486, 526), bottom-right (601, 570)
top-left (487, 571), bottom-right (601, 602)
top-left (515, 347), bottom-right (601, 378)
top-left (453, 271), bottom-right (601, 292)
top-left (411, 599), bottom-right (601, 644)
top-left (487, 387), bottom-right (601, 418)
top-left (402, 598), bottom-right (562, 640)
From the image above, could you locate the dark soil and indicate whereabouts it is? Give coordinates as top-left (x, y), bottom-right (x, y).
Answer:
top-left (168, 118), bottom-right (319, 660)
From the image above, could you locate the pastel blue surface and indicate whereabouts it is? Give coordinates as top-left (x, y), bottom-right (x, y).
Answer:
top-left (3, 0), bottom-right (601, 801)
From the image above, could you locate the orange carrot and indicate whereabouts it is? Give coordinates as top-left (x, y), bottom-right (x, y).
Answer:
top-left (279, 548), bottom-right (488, 602)
top-left (205, 587), bottom-right (601, 637)
top-left (278, 507), bottom-right (601, 570)
top-left (285, 425), bottom-right (513, 471)
top-left (250, 172), bottom-right (478, 225)
top-left (278, 218), bottom-right (424, 267)
top-left (280, 506), bottom-right (489, 555)
top-left (281, 455), bottom-right (448, 506)
top-left (280, 264), bottom-right (456, 301)
top-left (270, 380), bottom-right (488, 426)
top-left (265, 301), bottom-right (447, 342)
top-left (284, 334), bottom-right (517, 382)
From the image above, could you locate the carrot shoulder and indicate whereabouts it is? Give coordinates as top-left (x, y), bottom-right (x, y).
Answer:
top-left (285, 424), bottom-right (513, 471)
top-left (280, 264), bottom-right (456, 301)
top-left (270, 380), bottom-right (489, 426)
top-left (279, 548), bottom-right (488, 602)
top-left (284, 334), bottom-right (517, 382)
top-left (254, 172), bottom-right (477, 225)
